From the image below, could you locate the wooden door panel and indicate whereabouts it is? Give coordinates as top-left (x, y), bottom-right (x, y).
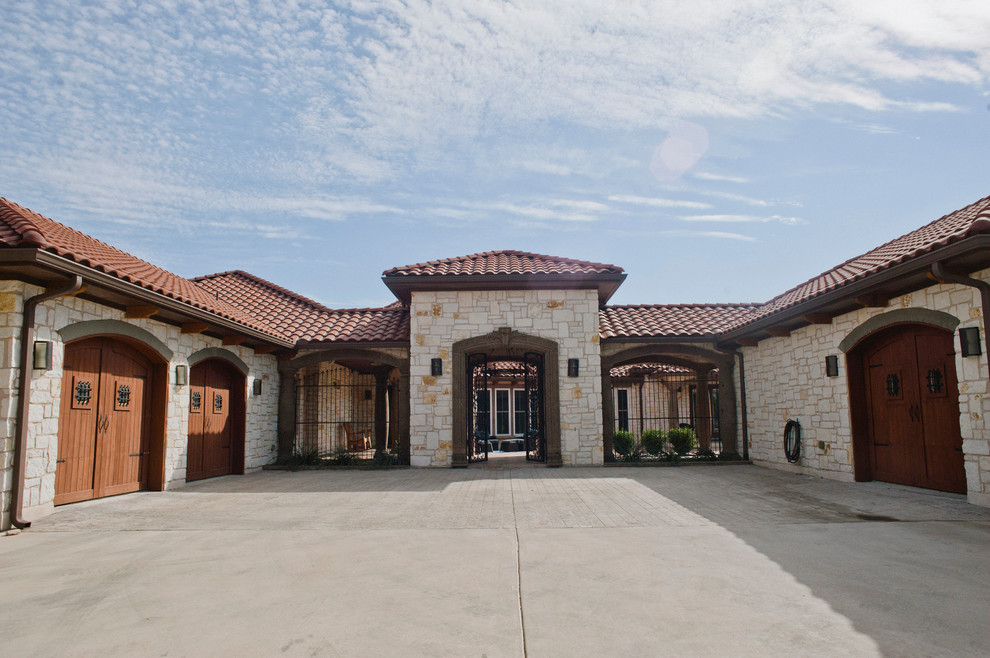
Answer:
top-left (55, 343), bottom-right (103, 504)
top-left (865, 335), bottom-right (925, 487)
top-left (187, 361), bottom-right (237, 481)
top-left (914, 333), bottom-right (966, 493)
top-left (98, 342), bottom-right (151, 495)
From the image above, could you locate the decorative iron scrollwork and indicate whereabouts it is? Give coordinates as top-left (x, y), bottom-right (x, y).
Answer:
top-left (74, 381), bottom-right (92, 405)
top-left (214, 393), bottom-right (223, 412)
top-left (191, 392), bottom-right (201, 410)
top-left (886, 373), bottom-right (900, 397)
top-left (116, 384), bottom-right (131, 407)
top-left (926, 368), bottom-right (943, 394)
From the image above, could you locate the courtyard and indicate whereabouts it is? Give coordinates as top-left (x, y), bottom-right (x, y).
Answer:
top-left (2, 465), bottom-right (988, 656)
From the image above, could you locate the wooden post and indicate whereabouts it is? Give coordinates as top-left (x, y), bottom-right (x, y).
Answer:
top-left (373, 366), bottom-right (390, 456)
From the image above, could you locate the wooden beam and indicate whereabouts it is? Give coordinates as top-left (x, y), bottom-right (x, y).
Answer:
top-left (181, 322), bottom-right (210, 334)
top-left (854, 294), bottom-right (888, 308)
top-left (803, 312), bottom-right (833, 325)
top-left (125, 304), bottom-right (159, 319)
top-left (736, 337), bottom-right (760, 347)
top-left (765, 327), bottom-right (791, 338)
top-left (222, 335), bottom-right (246, 346)
top-left (253, 345), bottom-right (278, 355)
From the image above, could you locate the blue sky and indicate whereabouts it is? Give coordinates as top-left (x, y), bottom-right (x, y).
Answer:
top-left (2, 1), bottom-right (989, 308)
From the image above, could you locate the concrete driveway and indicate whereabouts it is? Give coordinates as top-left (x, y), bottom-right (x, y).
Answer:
top-left (2, 464), bottom-right (988, 657)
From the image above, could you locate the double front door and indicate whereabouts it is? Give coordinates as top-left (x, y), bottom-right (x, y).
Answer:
top-left (186, 360), bottom-right (238, 481)
top-left (56, 338), bottom-right (153, 505)
top-left (864, 325), bottom-right (966, 493)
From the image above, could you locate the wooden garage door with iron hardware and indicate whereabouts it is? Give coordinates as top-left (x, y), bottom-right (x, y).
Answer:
top-left (862, 325), bottom-right (966, 493)
top-left (186, 360), bottom-right (238, 481)
top-left (55, 337), bottom-right (153, 505)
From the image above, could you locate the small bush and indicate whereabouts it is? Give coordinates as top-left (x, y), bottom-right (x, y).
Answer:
top-left (279, 447), bottom-right (325, 467)
top-left (327, 446), bottom-right (358, 466)
top-left (641, 429), bottom-right (666, 456)
top-left (666, 427), bottom-right (697, 456)
top-left (612, 429), bottom-right (636, 457)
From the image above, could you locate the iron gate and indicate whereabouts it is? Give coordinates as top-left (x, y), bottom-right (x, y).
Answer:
top-left (524, 352), bottom-right (546, 463)
top-left (294, 366), bottom-right (377, 456)
top-left (467, 353), bottom-right (490, 462)
top-left (610, 365), bottom-right (720, 454)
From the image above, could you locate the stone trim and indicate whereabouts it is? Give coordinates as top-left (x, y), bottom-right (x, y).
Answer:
top-left (58, 319), bottom-right (173, 361)
top-left (451, 328), bottom-right (561, 467)
top-left (838, 308), bottom-right (960, 353)
top-left (188, 347), bottom-right (249, 375)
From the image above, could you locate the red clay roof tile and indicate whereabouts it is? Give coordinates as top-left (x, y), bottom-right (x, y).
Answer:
top-left (384, 250), bottom-right (624, 277)
top-left (193, 270), bottom-right (409, 343)
top-left (732, 194), bottom-right (990, 330)
top-left (600, 304), bottom-right (760, 338)
top-left (0, 198), bottom-right (286, 340)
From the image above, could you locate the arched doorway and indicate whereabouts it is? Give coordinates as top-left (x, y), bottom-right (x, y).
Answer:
top-left (452, 329), bottom-right (561, 467)
top-left (849, 323), bottom-right (966, 493)
top-left (187, 358), bottom-right (245, 481)
top-left (55, 336), bottom-right (166, 504)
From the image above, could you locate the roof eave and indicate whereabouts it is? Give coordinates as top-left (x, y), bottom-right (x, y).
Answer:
top-left (718, 234), bottom-right (990, 345)
top-left (0, 248), bottom-right (294, 348)
top-left (382, 272), bottom-right (627, 305)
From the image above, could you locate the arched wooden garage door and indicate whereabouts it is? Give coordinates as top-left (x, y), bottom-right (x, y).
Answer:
top-left (187, 359), bottom-right (245, 481)
top-left (55, 337), bottom-right (156, 505)
top-left (854, 324), bottom-right (966, 493)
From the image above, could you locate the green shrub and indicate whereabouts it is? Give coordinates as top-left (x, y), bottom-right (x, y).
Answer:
top-left (641, 429), bottom-right (666, 456)
top-left (612, 429), bottom-right (636, 457)
top-left (666, 427), bottom-right (697, 455)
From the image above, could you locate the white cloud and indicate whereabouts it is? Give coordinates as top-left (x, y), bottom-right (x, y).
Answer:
top-left (608, 195), bottom-right (713, 210)
top-left (680, 214), bottom-right (805, 225)
top-left (694, 172), bottom-right (750, 184)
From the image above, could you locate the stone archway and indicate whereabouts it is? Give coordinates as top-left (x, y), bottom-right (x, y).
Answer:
top-left (277, 347), bottom-right (409, 463)
top-left (601, 342), bottom-right (738, 460)
top-left (451, 328), bottom-right (561, 467)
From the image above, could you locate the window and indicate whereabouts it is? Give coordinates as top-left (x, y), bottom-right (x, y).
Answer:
top-left (514, 389), bottom-right (527, 435)
top-left (475, 389), bottom-right (492, 435)
top-left (617, 389), bottom-right (629, 432)
top-left (495, 389), bottom-right (511, 436)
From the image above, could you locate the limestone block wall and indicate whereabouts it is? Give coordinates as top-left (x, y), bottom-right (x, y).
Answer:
top-left (408, 289), bottom-right (602, 466)
top-left (741, 271), bottom-right (990, 507)
top-left (0, 282), bottom-right (280, 525)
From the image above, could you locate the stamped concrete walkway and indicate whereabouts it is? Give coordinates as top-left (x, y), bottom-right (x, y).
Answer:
top-left (2, 465), bottom-right (989, 657)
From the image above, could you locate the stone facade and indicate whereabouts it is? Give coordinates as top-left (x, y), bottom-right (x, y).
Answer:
top-left (741, 270), bottom-right (990, 507)
top-left (408, 289), bottom-right (603, 466)
top-left (0, 282), bottom-right (279, 526)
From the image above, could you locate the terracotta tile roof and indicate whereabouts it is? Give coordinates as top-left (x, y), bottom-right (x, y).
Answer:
top-left (384, 250), bottom-right (624, 277)
top-left (600, 304), bottom-right (760, 338)
top-left (733, 195), bottom-right (990, 330)
top-left (0, 198), bottom-right (286, 340)
top-left (193, 270), bottom-right (409, 343)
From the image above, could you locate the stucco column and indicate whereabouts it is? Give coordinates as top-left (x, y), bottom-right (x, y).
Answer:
top-left (373, 366), bottom-right (390, 456)
top-left (276, 359), bottom-right (299, 460)
top-left (694, 370), bottom-right (712, 452)
top-left (601, 367), bottom-right (615, 461)
top-left (716, 357), bottom-right (739, 458)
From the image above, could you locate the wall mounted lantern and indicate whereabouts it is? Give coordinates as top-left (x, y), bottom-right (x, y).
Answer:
top-left (33, 341), bottom-right (52, 370)
top-left (960, 326), bottom-right (982, 357)
top-left (254, 379), bottom-right (263, 396)
top-left (825, 355), bottom-right (839, 378)
top-left (567, 358), bottom-right (580, 377)
top-left (431, 358), bottom-right (443, 376)
top-left (174, 364), bottom-right (188, 386)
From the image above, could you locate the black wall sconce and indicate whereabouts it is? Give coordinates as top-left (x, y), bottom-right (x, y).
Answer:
top-left (960, 326), bottom-right (982, 357)
top-left (254, 379), bottom-right (263, 396)
top-left (175, 365), bottom-right (188, 386)
top-left (33, 341), bottom-right (52, 370)
top-left (825, 355), bottom-right (839, 378)
top-left (567, 358), bottom-right (579, 377)
top-left (431, 358), bottom-right (443, 376)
